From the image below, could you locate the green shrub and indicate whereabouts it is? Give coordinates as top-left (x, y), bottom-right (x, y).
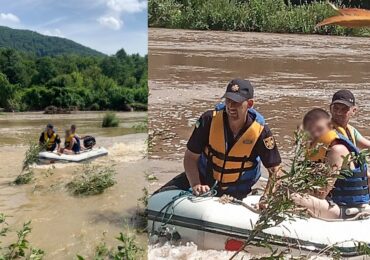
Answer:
top-left (148, 0), bottom-right (370, 36)
top-left (66, 164), bottom-right (117, 196)
top-left (0, 215), bottom-right (44, 259)
top-left (22, 141), bottom-right (44, 171)
top-left (77, 231), bottom-right (143, 260)
top-left (14, 170), bottom-right (34, 185)
top-left (102, 112), bottom-right (119, 128)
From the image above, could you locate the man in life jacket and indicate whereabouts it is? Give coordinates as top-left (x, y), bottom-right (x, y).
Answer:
top-left (330, 90), bottom-right (370, 149)
top-left (38, 123), bottom-right (61, 152)
top-left (156, 79), bottom-right (282, 205)
top-left (59, 129), bottom-right (81, 154)
top-left (292, 108), bottom-right (370, 219)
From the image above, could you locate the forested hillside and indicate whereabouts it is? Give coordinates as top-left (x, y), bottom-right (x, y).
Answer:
top-left (0, 26), bottom-right (104, 57)
top-left (0, 48), bottom-right (147, 111)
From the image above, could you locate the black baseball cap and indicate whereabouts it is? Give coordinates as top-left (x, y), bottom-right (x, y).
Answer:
top-left (222, 79), bottom-right (254, 103)
top-left (46, 123), bottom-right (54, 129)
top-left (331, 90), bottom-right (355, 107)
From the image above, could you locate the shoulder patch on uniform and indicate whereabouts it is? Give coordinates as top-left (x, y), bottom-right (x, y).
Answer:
top-left (263, 136), bottom-right (275, 150)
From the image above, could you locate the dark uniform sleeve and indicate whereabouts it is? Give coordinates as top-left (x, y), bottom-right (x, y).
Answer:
top-left (186, 110), bottom-right (213, 154)
top-left (39, 133), bottom-right (44, 143)
top-left (255, 125), bottom-right (281, 168)
top-left (55, 134), bottom-right (61, 144)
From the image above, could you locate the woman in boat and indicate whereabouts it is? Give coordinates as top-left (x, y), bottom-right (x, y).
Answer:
top-left (291, 108), bottom-right (370, 219)
top-left (59, 129), bottom-right (81, 154)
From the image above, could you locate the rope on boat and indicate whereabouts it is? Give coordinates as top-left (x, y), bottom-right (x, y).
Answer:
top-left (150, 182), bottom-right (218, 237)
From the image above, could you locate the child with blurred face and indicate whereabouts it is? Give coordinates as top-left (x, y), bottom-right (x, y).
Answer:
top-left (303, 108), bottom-right (331, 142)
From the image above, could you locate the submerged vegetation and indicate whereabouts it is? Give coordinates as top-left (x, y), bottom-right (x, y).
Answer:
top-left (22, 141), bottom-right (43, 171)
top-left (0, 48), bottom-right (147, 112)
top-left (14, 141), bottom-right (44, 185)
top-left (149, 0), bottom-right (370, 36)
top-left (66, 164), bottom-right (117, 196)
top-left (77, 231), bottom-right (144, 260)
top-left (14, 170), bottom-right (34, 185)
top-left (132, 120), bottom-right (148, 132)
top-left (0, 214), bottom-right (44, 259)
top-left (102, 112), bottom-right (120, 128)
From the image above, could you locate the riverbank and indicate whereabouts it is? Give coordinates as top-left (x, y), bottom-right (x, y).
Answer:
top-left (149, 0), bottom-right (370, 37)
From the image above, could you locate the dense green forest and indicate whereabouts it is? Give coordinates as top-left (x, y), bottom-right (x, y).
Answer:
top-left (149, 0), bottom-right (370, 36)
top-left (0, 26), bottom-right (104, 57)
top-left (0, 48), bottom-right (148, 111)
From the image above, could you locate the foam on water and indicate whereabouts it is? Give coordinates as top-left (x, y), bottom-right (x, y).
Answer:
top-left (148, 243), bottom-right (238, 260)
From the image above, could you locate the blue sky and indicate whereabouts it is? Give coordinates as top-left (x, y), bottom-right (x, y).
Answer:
top-left (0, 0), bottom-right (147, 55)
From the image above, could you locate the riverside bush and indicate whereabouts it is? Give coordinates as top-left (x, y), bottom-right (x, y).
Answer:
top-left (149, 0), bottom-right (370, 36)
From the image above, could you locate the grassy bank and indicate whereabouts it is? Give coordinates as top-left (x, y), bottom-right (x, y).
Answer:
top-left (149, 0), bottom-right (370, 36)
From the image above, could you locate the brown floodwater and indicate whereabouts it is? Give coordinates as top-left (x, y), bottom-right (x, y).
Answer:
top-left (148, 28), bottom-right (370, 258)
top-left (0, 111), bottom-right (147, 259)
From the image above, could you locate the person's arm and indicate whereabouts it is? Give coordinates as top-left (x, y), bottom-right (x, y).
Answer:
top-left (356, 135), bottom-right (370, 150)
top-left (184, 111), bottom-right (213, 196)
top-left (39, 133), bottom-right (44, 145)
top-left (67, 138), bottom-right (75, 149)
top-left (261, 165), bottom-right (282, 202)
top-left (315, 144), bottom-right (348, 199)
top-left (56, 135), bottom-right (61, 150)
top-left (254, 126), bottom-right (282, 208)
top-left (184, 149), bottom-right (210, 195)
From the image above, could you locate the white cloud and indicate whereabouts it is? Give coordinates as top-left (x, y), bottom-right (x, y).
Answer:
top-left (106, 0), bottom-right (147, 13)
top-left (97, 16), bottom-right (123, 30)
top-left (43, 28), bottom-right (64, 37)
top-left (0, 13), bottom-right (20, 23)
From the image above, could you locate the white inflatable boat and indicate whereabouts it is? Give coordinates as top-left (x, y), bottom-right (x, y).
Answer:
top-left (148, 190), bottom-right (370, 256)
top-left (38, 147), bottom-right (108, 163)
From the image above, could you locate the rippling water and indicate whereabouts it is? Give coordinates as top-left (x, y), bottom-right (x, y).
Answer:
top-left (148, 28), bottom-right (370, 259)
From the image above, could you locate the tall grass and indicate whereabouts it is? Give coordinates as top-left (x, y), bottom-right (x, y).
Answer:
top-left (149, 0), bottom-right (370, 36)
top-left (102, 112), bottom-right (119, 128)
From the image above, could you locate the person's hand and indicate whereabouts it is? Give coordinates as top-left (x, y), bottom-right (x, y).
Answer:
top-left (191, 184), bottom-right (210, 196)
top-left (257, 196), bottom-right (268, 210)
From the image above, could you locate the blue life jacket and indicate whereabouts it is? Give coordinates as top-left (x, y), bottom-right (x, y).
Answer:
top-left (331, 135), bottom-right (369, 206)
top-left (310, 130), bottom-right (369, 206)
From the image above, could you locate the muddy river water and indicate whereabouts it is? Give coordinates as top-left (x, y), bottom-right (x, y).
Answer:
top-left (148, 28), bottom-right (370, 259)
top-left (0, 111), bottom-right (147, 259)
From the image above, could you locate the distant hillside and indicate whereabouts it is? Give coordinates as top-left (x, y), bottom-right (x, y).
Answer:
top-left (0, 26), bottom-right (105, 57)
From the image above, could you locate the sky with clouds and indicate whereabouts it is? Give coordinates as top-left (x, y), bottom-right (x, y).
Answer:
top-left (0, 0), bottom-right (147, 55)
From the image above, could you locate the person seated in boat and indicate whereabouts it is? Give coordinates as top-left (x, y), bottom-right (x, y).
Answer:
top-left (155, 79), bottom-right (282, 206)
top-left (39, 123), bottom-right (61, 152)
top-left (59, 129), bottom-right (81, 154)
top-left (292, 108), bottom-right (370, 219)
top-left (70, 124), bottom-right (83, 149)
top-left (330, 90), bottom-right (370, 149)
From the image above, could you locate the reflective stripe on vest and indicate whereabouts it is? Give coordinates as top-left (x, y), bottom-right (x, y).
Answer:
top-left (204, 109), bottom-right (264, 187)
top-left (44, 131), bottom-right (57, 149)
top-left (309, 130), bottom-right (369, 206)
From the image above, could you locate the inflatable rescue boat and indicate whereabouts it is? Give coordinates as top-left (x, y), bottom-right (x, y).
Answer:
top-left (38, 147), bottom-right (108, 163)
top-left (148, 190), bottom-right (370, 256)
